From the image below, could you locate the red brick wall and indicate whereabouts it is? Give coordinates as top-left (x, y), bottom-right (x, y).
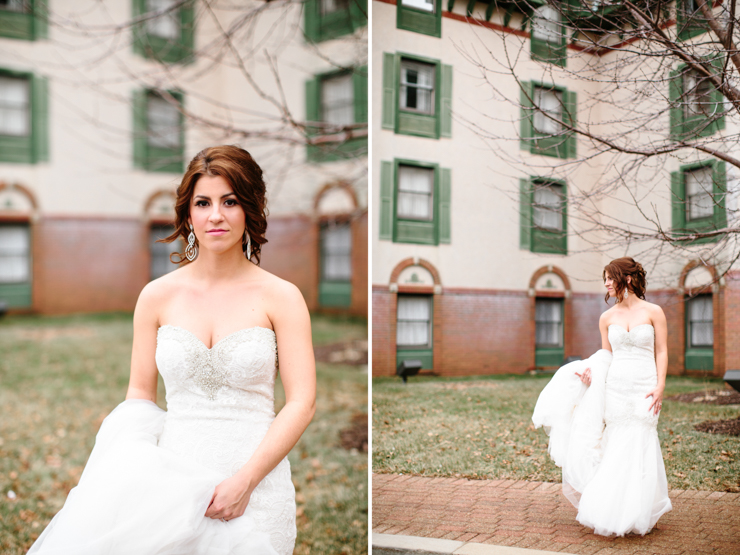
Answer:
top-left (350, 211), bottom-right (369, 317)
top-left (372, 285), bottom-right (722, 378)
top-left (261, 214), bottom-right (319, 310)
top-left (33, 217), bottom-right (148, 314)
top-left (723, 271), bottom-right (740, 373)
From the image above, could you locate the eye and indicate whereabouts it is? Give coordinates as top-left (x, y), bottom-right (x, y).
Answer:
top-left (195, 200), bottom-right (209, 207)
top-left (224, 198), bottom-right (239, 206)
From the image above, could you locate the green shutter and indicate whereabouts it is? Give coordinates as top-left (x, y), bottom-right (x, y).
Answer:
top-left (305, 76), bottom-right (321, 135)
top-left (382, 53), bottom-right (397, 130)
top-left (439, 168), bottom-right (451, 243)
top-left (31, 75), bottom-right (48, 163)
top-left (33, 0), bottom-right (48, 39)
top-left (520, 82), bottom-right (533, 149)
top-left (397, 3), bottom-right (442, 38)
top-left (565, 90), bottom-right (577, 159)
top-left (379, 161), bottom-right (394, 240)
top-left (713, 160), bottom-right (727, 230)
top-left (132, 89), bottom-right (147, 169)
top-left (519, 178), bottom-right (531, 249)
top-left (181, 2), bottom-right (195, 57)
top-left (349, 0), bottom-right (367, 30)
top-left (440, 64), bottom-right (453, 138)
top-left (559, 181), bottom-right (568, 253)
top-left (304, 0), bottom-right (319, 42)
top-left (670, 170), bottom-right (685, 233)
top-left (669, 68), bottom-right (682, 140)
top-left (353, 65), bottom-right (368, 124)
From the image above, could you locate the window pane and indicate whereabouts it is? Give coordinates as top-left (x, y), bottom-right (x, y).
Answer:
top-left (533, 87), bottom-right (562, 135)
top-left (321, 223), bottom-right (352, 281)
top-left (397, 165), bottom-right (433, 220)
top-left (147, 94), bottom-right (181, 149)
top-left (397, 295), bottom-right (431, 347)
top-left (532, 6), bottom-right (561, 43)
top-left (683, 70), bottom-right (713, 117)
top-left (685, 166), bottom-right (714, 220)
top-left (400, 60), bottom-right (435, 115)
top-left (401, 0), bottom-right (435, 12)
top-left (0, 76), bottom-right (30, 137)
top-left (321, 0), bottom-right (349, 15)
top-left (146, 0), bottom-right (179, 39)
top-left (0, 225), bottom-right (30, 283)
top-left (150, 225), bottom-right (179, 280)
top-left (689, 296), bottom-right (713, 347)
top-left (321, 74), bottom-right (354, 126)
top-left (0, 0), bottom-right (25, 12)
top-left (535, 299), bottom-right (562, 347)
top-left (533, 183), bottom-right (563, 230)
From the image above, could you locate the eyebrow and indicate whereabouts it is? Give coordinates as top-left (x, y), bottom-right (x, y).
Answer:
top-left (194, 192), bottom-right (236, 200)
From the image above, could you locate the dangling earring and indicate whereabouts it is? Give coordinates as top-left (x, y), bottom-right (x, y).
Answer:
top-left (186, 224), bottom-right (198, 261)
top-left (244, 230), bottom-right (252, 261)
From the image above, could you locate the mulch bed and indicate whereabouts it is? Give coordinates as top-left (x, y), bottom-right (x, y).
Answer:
top-left (314, 340), bottom-right (368, 366)
top-left (694, 418), bottom-right (740, 436)
top-left (665, 389), bottom-right (740, 405)
top-left (339, 412), bottom-right (368, 452)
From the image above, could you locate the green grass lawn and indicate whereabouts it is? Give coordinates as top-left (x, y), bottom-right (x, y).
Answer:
top-left (0, 312), bottom-right (368, 555)
top-left (372, 374), bottom-right (739, 492)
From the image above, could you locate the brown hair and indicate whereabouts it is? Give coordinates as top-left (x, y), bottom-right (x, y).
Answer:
top-left (164, 145), bottom-right (268, 265)
top-left (603, 257), bottom-right (647, 303)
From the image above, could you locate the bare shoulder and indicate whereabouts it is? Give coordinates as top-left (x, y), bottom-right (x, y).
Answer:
top-left (643, 300), bottom-right (666, 323)
top-left (599, 305), bottom-right (616, 326)
top-left (135, 266), bottom-right (187, 320)
top-left (258, 268), bottom-right (306, 308)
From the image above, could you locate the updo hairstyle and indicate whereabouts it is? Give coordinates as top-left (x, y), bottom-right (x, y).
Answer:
top-left (164, 145), bottom-right (268, 265)
top-left (603, 257), bottom-right (647, 304)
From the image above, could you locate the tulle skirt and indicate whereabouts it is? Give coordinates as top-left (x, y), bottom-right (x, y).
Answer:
top-left (28, 399), bottom-right (278, 555)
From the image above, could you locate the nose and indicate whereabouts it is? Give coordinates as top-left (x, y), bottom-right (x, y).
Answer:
top-left (208, 204), bottom-right (224, 222)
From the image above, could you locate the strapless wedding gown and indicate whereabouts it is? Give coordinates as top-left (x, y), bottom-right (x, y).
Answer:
top-left (28, 326), bottom-right (295, 555)
top-left (532, 324), bottom-right (672, 536)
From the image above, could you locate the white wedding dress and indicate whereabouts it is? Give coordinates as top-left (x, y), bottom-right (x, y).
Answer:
top-left (28, 325), bottom-right (296, 555)
top-left (532, 324), bottom-right (672, 536)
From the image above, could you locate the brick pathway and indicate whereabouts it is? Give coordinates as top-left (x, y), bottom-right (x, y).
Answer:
top-left (372, 473), bottom-right (740, 555)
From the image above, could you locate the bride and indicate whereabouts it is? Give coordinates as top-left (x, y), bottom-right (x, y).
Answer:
top-left (533, 257), bottom-right (672, 536)
top-left (28, 145), bottom-right (316, 555)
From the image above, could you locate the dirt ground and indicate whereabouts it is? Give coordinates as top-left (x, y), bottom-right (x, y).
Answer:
top-left (665, 388), bottom-right (740, 436)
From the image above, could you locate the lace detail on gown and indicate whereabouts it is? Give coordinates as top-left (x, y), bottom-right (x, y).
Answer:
top-left (156, 326), bottom-right (296, 555)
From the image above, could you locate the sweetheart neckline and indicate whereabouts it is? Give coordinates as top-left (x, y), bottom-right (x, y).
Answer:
top-left (608, 323), bottom-right (654, 333)
top-left (158, 324), bottom-right (275, 350)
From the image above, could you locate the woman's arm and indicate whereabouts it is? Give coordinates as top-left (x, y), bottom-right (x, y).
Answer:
top-left (125, 284), bottom-right (161, 403)
top-left (647, 305), bottom-right (668, 415)
top-left (205, 280), bottom-right (316, 521)
top-left (576, 311), bottom-right (611, 386)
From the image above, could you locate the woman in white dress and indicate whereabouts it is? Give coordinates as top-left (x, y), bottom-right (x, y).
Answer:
top-left (28, 145), bottom-right (316, 555)
top-left (533, 257), bottom-right (672, 536)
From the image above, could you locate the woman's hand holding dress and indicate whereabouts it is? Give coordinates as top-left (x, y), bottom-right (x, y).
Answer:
top-left (205, 472), bottom-right (254, 521)
top-left (645, 386), bottom-right (664, 415)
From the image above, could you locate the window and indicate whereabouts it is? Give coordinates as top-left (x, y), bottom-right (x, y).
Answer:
top-left (304, 0), bottom-right (366, 43)
top-left (382, 53), bottom-right (452, 139)
top-left (132, 0), bottom-right (195, 64)
top-left (305, 66), bottom-right (367, 163)
top-left (133, 89), bottom-right (184, 173)
top-left (531, 5), bottom-right (566, 67)
top-left (535, 298), bottom-right (564, 367)
top-left (397, 0), bottom-right (441, 38)
top-left (378, 159), bottom-right (451, 245)
top-left (677, 0), bottom-right (709, 41)
top-left (319, 222), bottom-right (352, 307)
top-left (0, 69), bottom-right (48, 164)
top-left (685, 295), bottom-right (713, 370)
top-left (0, 223), bottom-right (31, 308)
top-left (520, 81), bottom-right (576, 159)
top-left (520, 178), bottom-right (567, 254)
top-left (671, 160), bottom-right (726, 243)
top-left (0, 0), bottom-right (47, 41)
top-left (396, 294), bottom-right (433, 369)
top-left (150, 225), bottom-right (180, 280)
top-left (669, 61), bottom-right (725, 140)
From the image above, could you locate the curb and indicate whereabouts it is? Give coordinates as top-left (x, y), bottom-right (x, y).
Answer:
top-left (372, 534), bottom-right (575, 555)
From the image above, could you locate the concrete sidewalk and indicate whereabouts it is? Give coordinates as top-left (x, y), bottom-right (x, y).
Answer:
top-left (372, 473), bottom-right (740, 555)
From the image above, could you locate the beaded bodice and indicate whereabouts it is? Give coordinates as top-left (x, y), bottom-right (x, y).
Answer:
top-left (608, 324), bottom-right (655, 359)
top-left (155, 325), bottom-right (278, 418)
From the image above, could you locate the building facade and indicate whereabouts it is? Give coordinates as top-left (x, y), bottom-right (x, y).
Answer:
top-left (0, 0), bottom-right (367, 317)
top-left (372, 0), bottom-right (739, 378)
